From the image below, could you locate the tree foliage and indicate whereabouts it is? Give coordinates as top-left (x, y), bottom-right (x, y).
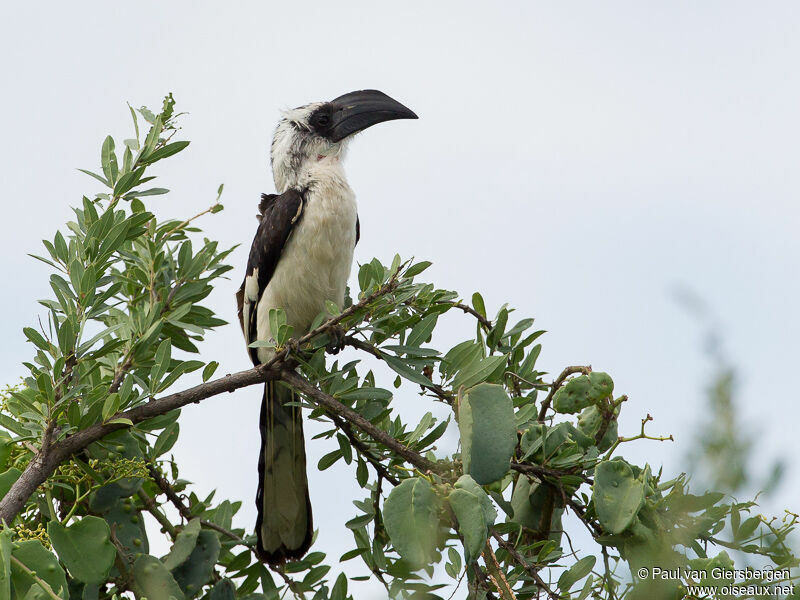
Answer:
top-left (1, 97), bottom-right (798, 600)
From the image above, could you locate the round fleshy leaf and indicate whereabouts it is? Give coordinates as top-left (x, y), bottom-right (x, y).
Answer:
top-left (47, 516), bottom-right (115, 584)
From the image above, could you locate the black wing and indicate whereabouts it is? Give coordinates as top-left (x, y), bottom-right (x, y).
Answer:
top-left (236, 189), bottom-right (305, 365)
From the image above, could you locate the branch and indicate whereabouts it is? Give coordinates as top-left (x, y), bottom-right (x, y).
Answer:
top-left (328, 414), bottom-right (400, 486)
top-left (440, 301), bottom-right (493, 330)
top-left (482, 541), bottom-right (517, 600)
top-left (137, 488), bottom-right (177, 538)
top-left (510, 462), bottom-right (592, 485)
top-left (0, 362), bottom-right (282, 525)
top-left (343, 335), bottom-right (454, 404)
top-left (490, 530), bottom-right (559, 600)
top-left (564, 497), bottom-right (603, 537)
top-left (147, 465), bottom-right (252, 548)
top-left (537, 366), bottom-right (592, 422)
top-left (280, 370), bottom-right (441, 475)
top-left (0, 265), bottom-right (404, 526)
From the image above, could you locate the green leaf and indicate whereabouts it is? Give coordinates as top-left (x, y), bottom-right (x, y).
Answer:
top-left (113, 166), bottom-right (145, 197)
top-left (330, 572), bottom-right (348, 600)
top-left (317, 450), bottom-right (341, 471)
top-left (383, 478), bottom-right (440, 569)
top-left (454, 475), bottom-right (496, 524)
top-left (162, 519), bottom-right (201, 570)
top-left (405, 261), bottom-right (432, 278)
top-left (504, 318), bottom-right (535, 340)
top-left (47, 517), bottom-right (115, 584)
top-left (171, 530), bottom-right (221, 596)
top-left (101, 393), bottom-right (121, 422)
top-left (267, 308), bottom-right (287, 343)
top-left (553, 372), bottom-right (614, 414)
top-left (133, 555), bottom-right (185, 600)
top-left (153, 422), bottom-right (180, 457)
top-left (447, 475), bottom-right (497, 563)
top-left (0, 529), bottom-right (10, 600)
top-left (129, 187), bottom-right (169, 197)
top-left (407, 314), bottom-right (437, 347)
top-left (558, 556), bottom-right (596, 592)
top-left (22, 328), bottom-right (50, 352)
top-left (338, 387), bottom-right (393, 402)
top-left (577, 405), bottom-right (618, 452)
top-left (101, 136), bottom-right (118, 185)
top-left (452, 355), bottom-right (506, 390)
top-left (382, 355), bottom-right (435, 388)
top-left (202, 362), bottom-right (219, 382)
top-left (448, 490), bottom-right (487, 563)
top-left (77, 168), bottom-right (110, 187)
top-left (150, 338), bottom-right (173, 388)
top-left (203, 579), bottom-right (235, 600)
top-left (356, 458), bottom-right (368, 487)
top-left (593, 460), bottom-right (645, 534)
top-left (324, 300), bottom-right (339, 315)
top-left (11, 540), bottom-right (68, 599)
top-left (486, 308), bottom-right (508, 349)
top-left (75, 324), bottom-right (125, 356)
top-left (459, 383), bottom-right (515, 484)
top-left (471, 292), bottom-right (486, 318)
top-left (141, 141), bottom-right (190, 165)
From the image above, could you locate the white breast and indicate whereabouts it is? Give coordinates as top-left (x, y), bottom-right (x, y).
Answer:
top-left (255, 159), bottom-right (357, 362)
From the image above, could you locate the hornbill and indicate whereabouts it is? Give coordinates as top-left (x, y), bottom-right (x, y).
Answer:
top-left (236, 90), bottom-right (417, 564)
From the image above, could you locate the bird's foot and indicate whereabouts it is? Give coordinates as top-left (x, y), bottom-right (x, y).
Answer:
top-left (325, 324), bottom-right (347, 355)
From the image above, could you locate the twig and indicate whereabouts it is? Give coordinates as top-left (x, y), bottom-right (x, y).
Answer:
top-left (329, 414), bottom-right (400, 486)
top-left (483, 541), bottom-right (517, 600)
top-left (490, 530), bottom-right (560, 600)
top-left (280, 370), bottom-right (440, 475)
top-left (602, 413), bottom-right (673, 459)
top-left (164, 202), bottom-right (222, 238)
top-left (564, 498), bottom-right (603, 537)
top-left (602, 547), bottom-right (617, 600)
top-left (147, 465), bottom-right (253, 548)
top-left (10, 556), bottom-right (63, 600)
top-left (109, 525), bottom-right (135, 587)
top-left (441, 301), bottom-right (493, 330)
top-left (510, 462), bottom-right (592, 485)
top-left (137, 488), bottom-right (177, 538)
top-left (109, 355), bottom-right (133, 393)
top-left (537, 366), bottom-right (592, 422)
top-left (472, 565), bottom-right (499, 600)
top-left (343, 335), bottom-right (454, 404)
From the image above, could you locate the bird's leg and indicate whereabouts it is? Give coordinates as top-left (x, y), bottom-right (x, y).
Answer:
top-left (325, 323), bottom-right (346, 355)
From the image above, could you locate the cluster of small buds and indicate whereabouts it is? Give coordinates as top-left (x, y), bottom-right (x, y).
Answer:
top-left (14, 523), bottom-right (50, 548)
top-left (55, 458), bottom-right (101, 487)
top-left (109, 457), bottom-right (150, 480)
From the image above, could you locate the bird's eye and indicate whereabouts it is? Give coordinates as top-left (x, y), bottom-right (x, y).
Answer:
top-left (315, 114), bottom-right (330, 127)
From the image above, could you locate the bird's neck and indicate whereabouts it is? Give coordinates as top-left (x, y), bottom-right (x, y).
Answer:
top-left (274, 153), bottom-right (349, 194)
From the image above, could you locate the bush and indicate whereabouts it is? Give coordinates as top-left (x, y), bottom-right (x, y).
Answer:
top-left (2, 96), bottom-right (797, 600)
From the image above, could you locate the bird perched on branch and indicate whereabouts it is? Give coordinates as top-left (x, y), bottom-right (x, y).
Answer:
top-left (236, 90), bottom-right (417, 564)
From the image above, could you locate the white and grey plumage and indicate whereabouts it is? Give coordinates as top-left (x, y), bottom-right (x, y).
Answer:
top-left (236, 90), bottom-right (417, 564)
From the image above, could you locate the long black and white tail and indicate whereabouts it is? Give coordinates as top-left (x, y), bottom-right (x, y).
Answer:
top-left (255, 380), bottom-right (312, 564)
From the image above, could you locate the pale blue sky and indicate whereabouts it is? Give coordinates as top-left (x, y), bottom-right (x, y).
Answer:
top-left (2, 2), bottom-right (798, 596)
